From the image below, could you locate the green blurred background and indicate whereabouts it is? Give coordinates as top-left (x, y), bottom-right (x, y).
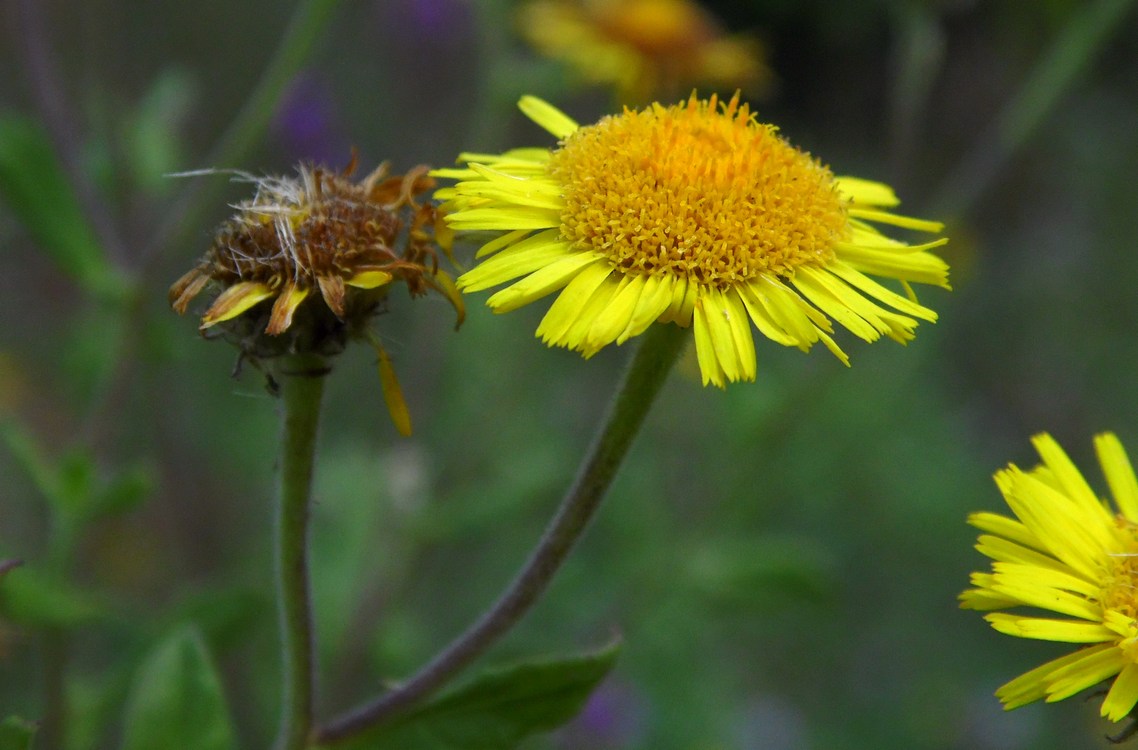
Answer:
top-left (2, 0), bottom-right (1138, 748)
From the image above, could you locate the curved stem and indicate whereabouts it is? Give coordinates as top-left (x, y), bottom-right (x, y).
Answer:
top-left (275, 355), bottom-right (328, 750)
top-left (314, 323), bottom-right (690, 744)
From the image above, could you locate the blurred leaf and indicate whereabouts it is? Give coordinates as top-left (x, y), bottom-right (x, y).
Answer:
top-left (161, 586), bottom-right (269, 653)
top-left (0, 115), bottom-right (124, 299)
top-left (56, 449), bottom-right (97, 518)
top-left (121, 626), bottom-right (236, 750)
top-left (126, 68), bottom-right (196, 195)
top-left (0, 565), bottom-right (103, 627)
top-left (685, 535), bottom-right (836, 611)
top-left (0, 421), bottom-right (66, 511)
top-left (0, 421), bottom-right (149, 522)
top-left (65, 667), bottom-right (137, 750)
top-left (62, 301), bottom-right (130, 409)
top-left (339, 641), bottom-right (620, 750)
top-left (0, 717), bottom-right (37, 750)
top-left (90, 462), bottom-right (155, 519)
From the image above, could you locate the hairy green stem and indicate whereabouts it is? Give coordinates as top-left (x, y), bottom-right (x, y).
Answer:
top-left (274, 355), bottom-right (328, 750)
top-left (314, 323), bottom-right (690, 744)
top-left (933, 0), bottom-right (1136, 217)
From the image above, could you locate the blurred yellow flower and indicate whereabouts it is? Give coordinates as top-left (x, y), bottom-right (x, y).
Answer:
top-left (518, 0), bottom-right (769, 103)
top-left (434, 94), bottom-right (948, 387)
top-left (962, 433), bottom-right (1138, 722)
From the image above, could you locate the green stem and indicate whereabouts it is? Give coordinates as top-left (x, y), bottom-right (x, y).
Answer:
top-left (314, 323), bottom-right (690, 744)
top-left (933, 0), bottom-right (1136, 217)
top-left (274, 355), bottom-right (328, 750)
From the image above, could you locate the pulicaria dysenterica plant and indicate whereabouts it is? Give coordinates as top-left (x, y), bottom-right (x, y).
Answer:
top-left (169, 157), bottom-right (463, 434)
top-left (434, 92), bottom-right (950, 387)
top-left (962, 433), bottom-right (1138, 728)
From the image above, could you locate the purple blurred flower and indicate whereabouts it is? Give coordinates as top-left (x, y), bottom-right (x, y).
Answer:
top-left (272, 72), bottom-right (348, 165)
top-left (378, 0), bottom-right (471, 46)
top-left (561, 679), bottom-right (647, 748)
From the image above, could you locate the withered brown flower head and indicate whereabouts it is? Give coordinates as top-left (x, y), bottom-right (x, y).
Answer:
top-left (169, 157), bottom-right (464, 435)
top-left (169, 156), bottom-right (464, 362)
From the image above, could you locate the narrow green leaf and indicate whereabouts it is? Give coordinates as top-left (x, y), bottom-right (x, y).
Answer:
top-left (125, 69), bottom-right (195, 195)
top-left (121, 626), bottom-right (237, 750)
top-left (56, 449), bottom-right (97, 517)
top-left (0, 565), bottom-right (103, 627)
top-left (0, 716), bottom-right (37, 750)
top-left (0, 421), bottom-right (65, 511)
top-left (338, 642), bottom-right (620, 750)
top-left (0, 115), bottom-right (122, 298)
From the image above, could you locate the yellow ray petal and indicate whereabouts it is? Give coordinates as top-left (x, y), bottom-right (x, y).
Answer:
top-left (584, 273), bottom-right (645, 352)
top-left (428, 268), bottom-right (466, 330)
top-left (265, 283), bottom-right (310, 335)
top-left (559, 275), bottom-right (624, 354)
top-left (518, 96), bottom-right (580, 139)
top-left (1045, 645), bottom-right (1127, 703)
top-left (1096, 433), bottom-right (1138, 523)
top-left (345, 270), bottom-right (394, 289)
top-left (967, 511), bottom-right (1043, 551)
top-left (537, 261), bottom-right (616, 345)
top-left (996, 645), bottom-right (1111, 709)
top-left (1103, 662), bottom-right (1138, 721)
top-left (723, 289), bottom-right (757, 381)
top-left (618, 273), bottom-right (673, 343)
top-left (444, 205), bottom-right (562, 231)
top-left (791, 272), bottom-right (880, 343)
top-left (458, 232), bottom-right (575, 292)
top-left (847, 208), bottom-right (944, 233)
top-left (985, 613), bottom-right (1115, 643)
top-left (318, 273), bottom-right (346, 318)
top-left (169, 267), bottom-right (210, 313)
top-left (200, 281), bottom-right (275, 328)
top-left (486, 251), bottom-right (607, 313)
top-left (835, 176), bottom-right (899, 207)
top-left (692, 296), bottom-right (726, 388)
top-left (376, 343), bottom-right (412, 437)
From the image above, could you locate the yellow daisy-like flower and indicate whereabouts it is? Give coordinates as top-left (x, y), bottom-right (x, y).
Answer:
top-left (433, 93), bottom-right (949, 387)
top-left (961, 433), bottom-right (1138, 722)
top-left (518, 0), bottom-right (768, 104)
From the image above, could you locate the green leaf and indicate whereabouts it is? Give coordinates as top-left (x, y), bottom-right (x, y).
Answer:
top-left (121, 626), bottom-right (237, 750)
top-left (0, 716), bottom-right (37, 750)
top-left (56, 448), bottom-right (97, 518)
top-left (338, 642), bottom-right (620, 750)
top-left (125, 69), bottom-right (196, 195)
top-left (0, 565), bottom-right (103, 627)
top-left (685, 534), bottom-right (835, 611)
top-left (1, 421), bottom-right (152, 522)
top-left (0, 115), bottom-right (123, 299)
top-left (90, 462), bottom-right (155, 519)
top-left (0, 421), bottom-right (65, 511)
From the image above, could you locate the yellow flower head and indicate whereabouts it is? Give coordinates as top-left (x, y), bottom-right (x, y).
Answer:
top-left (434, 94), bottom-right (949, 387)
top-left (519, 0), bottom-right (768, 103)
top-left (961, 433), bottom-right (1138, 722)
top-left (169, 157), bottom-right (464, 434)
